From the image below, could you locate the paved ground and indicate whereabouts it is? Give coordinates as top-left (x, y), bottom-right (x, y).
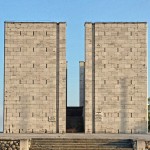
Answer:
top-left (0, 133), bottom-right (150, 141)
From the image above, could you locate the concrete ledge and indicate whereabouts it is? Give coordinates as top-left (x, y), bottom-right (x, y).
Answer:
top-left (0, 133), bottom-right (150, 141)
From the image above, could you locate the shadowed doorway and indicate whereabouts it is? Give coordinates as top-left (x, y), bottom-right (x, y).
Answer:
top-left (66, 107), bottom-right (84, 133)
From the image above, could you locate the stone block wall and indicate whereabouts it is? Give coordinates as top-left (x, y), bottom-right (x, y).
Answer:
top-left (85, 22), bottom-right (147, 134)
top-left (4, 22), bottom-right (66, 133)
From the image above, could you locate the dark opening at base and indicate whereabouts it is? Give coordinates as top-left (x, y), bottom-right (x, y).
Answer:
top-left (66, 107), bottom-right (84, 133)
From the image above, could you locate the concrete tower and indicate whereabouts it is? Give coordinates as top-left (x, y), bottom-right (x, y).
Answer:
top-left (84, 22), bottom-right (147, 134)
top-left (4, 22), bottom-right (66, 133)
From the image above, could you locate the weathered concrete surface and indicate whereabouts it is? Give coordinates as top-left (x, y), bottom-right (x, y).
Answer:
top-left (85, 22), bottom-right (148, 134)
top-left (137, 140), bottom-right (145, 150)
top-left (4, 22), bottom-right (66, 134)
top-left (20, 139), bottom-right (29, 150)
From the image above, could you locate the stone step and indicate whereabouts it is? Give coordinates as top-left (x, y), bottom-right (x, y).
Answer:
top-left (31, 140), bottom-right (132, 145)
top-left (30, 146), bottom-right (132, 149)
top-left (31, 143), bottom-right (132, 147)
top-left (32, 142), bottom-right (132, 145)
top-left (30, 148), bottom-right (134, 150)
top-left (31, 139), bottom-right (132, 143)
top-left (31, 143), bottom-right (132, 145)
top-left (29, 139), bottom-right (133, 150)
top-left (31, 142), bottom-right (131, 145)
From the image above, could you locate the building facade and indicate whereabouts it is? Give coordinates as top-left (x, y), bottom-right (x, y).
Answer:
top-left (4, 22), bottom-right (148, 134)
top-left (4, 22), bottom-right (66, 133)
top-left (84, 22), bottom-right (147, 134)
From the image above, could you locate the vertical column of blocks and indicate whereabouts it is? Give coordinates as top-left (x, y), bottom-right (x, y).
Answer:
top-left (58, 23), bottom-right (66, 133)
top-left (4, 22), bottom-right (66, 133)
top-left (85, 22), bottom-right (147, 134)
top-left (85, 23), bottom-right (93, 133)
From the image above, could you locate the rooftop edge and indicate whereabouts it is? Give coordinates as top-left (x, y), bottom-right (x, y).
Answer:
top-left (85, 22), bottom-right (147, 25)
top-left (4, 21), bottom-right (66, 24)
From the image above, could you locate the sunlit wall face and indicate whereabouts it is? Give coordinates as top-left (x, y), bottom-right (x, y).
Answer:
top-left (85, 22), bottom-right (147, 134)
top-left (3, 22), bottom-right (66, 134)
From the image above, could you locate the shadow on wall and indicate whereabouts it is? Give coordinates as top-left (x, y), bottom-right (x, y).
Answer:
top-left (21, 95), bottom-right (30, 133)
top-left (120, 77), bottom-right (128, 133)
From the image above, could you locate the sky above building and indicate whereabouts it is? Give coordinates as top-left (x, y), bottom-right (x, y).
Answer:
top-left (0, 0), bottom-right (149, 131)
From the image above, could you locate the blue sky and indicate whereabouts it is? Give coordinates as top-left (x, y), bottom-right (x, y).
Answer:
top-left (0, 0), bottom-right (150, 131)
